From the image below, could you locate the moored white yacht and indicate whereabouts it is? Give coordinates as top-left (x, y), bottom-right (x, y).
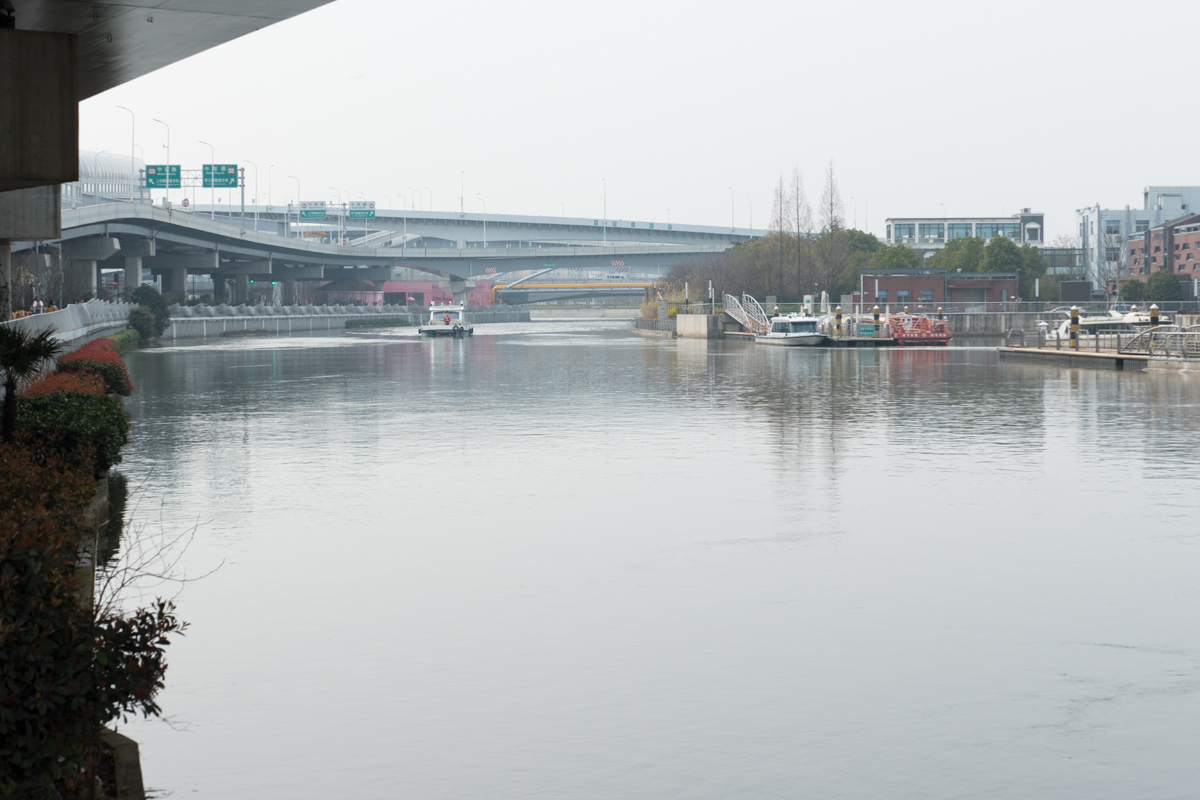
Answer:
top-left (755, 313), bottom-right (827, 346)
top-left (418, 304), bottom-right (474, 336)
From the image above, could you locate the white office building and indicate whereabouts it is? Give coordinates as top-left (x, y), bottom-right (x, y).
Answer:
top-left (884, 210), bottom-right (1045, 262)
top-left (1077, 187), bottom-right (1200, 290)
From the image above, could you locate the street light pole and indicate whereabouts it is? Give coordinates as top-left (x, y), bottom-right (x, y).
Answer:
top-left (477, 194), bottom-right (486, 248)
top-left (116, 105), bottom-right (136, 202)
top-left (396, 192), bottom-right (407, 246)
top-left (288, 175), bottom-right (300, 238)
top-left (245, 160), bottom-right (259, 231)
top-left (200, 140), bottom-right (216, 219)
top-left (408, 186), bottom-right (421, 212)
top-left (153, 118), bottom-right (169, 204)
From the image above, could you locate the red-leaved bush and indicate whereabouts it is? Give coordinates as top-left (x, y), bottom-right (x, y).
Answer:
top-left (21, 371), bottom-right (106, 398)
top-left (55, 339), bottom-right (134, 396)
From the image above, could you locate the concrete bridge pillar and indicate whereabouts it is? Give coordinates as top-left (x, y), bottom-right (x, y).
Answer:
top-left (123, 257), bottom-right (143, 300)
top-left (438, 279), bottom-right (476, 306)
top-left (283, 277), bottom-right (296, 305)
top-left (212, 276), bottom-right (227, 305)
top-left (161, 267), bottom-right (187, 296)
top-left (69, 259), bottom-right (98, 299)
top-left (235, 274), bottom-right (250, 305)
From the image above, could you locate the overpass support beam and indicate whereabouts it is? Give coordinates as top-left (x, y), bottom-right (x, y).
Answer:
top-left (213, 276), bottom-right (227, 305)
top-left (234, 274), bottom-right (250, 305)
top-left (123, 257), bottom-right (144, 299)
top-left (115, 238), bottom-right (155, 258)
top-left (438, 280), bottom-right (476, 306)
top-left (282, 277), bottom-right (296, 305)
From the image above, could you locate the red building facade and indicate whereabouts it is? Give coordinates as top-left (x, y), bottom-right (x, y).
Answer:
top-left (855, 270), bottom-right (1019, 311)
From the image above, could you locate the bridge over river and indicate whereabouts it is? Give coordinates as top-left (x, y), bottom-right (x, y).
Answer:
top-left (16, 202), bottom-right (740, 304)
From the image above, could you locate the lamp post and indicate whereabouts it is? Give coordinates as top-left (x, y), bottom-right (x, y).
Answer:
top-left (116, 105), bottom-right (136, 202)
top-left (152, 118), bottom-right (169, 204)
top-left (288, 175), bottom-right (300, 238)
top-left (199, 140), bottom-right (216, 219)
top-left (559, 202), bottom-right (565, 217)
top-left (331, 187), bottom-right (342, 243)
top-left (396, 192), bottom-right (407, 247)
top-left (477, 194), bottom-right (486, 248)
top-left (245, 160), bottom-right (259, 231)
top-left (408, 186), bottom-right (421, 212)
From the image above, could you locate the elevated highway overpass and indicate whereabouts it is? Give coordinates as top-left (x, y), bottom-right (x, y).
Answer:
top-left (17, 202), bottom-right (729, 304)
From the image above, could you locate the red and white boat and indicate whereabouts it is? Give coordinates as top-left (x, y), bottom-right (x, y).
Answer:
top-left (888, 313), bottom-right (952, 346)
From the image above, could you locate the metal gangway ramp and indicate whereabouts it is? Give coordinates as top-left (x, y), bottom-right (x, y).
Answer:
top-left (723, 293), bottom-right (770, 335)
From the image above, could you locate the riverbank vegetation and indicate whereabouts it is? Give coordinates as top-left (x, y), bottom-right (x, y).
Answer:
top-left (1, 328), bottom-right (184, 798)
top-left (669, 163), bottom-right (1051, 303)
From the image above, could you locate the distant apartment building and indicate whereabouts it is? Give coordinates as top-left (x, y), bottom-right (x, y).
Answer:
top-left (1126, 213), bottom-right (1200, 297)
top-left (1077, 186), bottom-right (1200, 290)
top-left (884, 210), bottom-right (1045, 261)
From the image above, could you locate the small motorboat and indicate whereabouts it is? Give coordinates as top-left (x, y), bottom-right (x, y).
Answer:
top-left (755, 313), bottom-right (827, 346)
top-left (418, 304), bottom-right (474, 337)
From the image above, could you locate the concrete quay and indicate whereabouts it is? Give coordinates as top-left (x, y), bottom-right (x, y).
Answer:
top-left (997, 346), bottom-right (1148, 371)
top-left (165, 304), bottom-right (530, 340)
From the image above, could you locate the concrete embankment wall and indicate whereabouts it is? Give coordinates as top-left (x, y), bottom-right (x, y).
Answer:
top-left (166, 306), bottom-right (530, 340)
top-left (529, 308), bottom-right (640, 319)
top-left (676, 314), bottom-right (724, 338)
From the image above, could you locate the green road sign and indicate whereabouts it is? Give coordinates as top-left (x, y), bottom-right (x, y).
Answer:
top-left (543, 262), bottom-right (556, 268)
top-left (202, 164), bottom-right (239, 188)
top-left (299, 200), bottom-right (327, 220)
top-left (145, 165), bottom-right (180, 188)
top-left (348, 200), bottom-right (376, 219)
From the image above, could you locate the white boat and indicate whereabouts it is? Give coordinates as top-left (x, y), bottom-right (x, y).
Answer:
top-left (755, 313), bottom-right (827, 346)
top-left (1048, 308), bottom-right (1171, 338)
top-left (418, 304), bottom-right (474, 337)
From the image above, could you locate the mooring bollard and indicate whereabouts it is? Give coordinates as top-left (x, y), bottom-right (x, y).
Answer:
top-left (873, 305), bottom-right (881, 338)
top-left (835, 306), bottom-right (842, 337)
top-left (1070, 306), bottom-right (1079, 350)
top-left (903, 306), bottom-right (909, 314)
top-left (1150, 304), bottom-right (1159, 328)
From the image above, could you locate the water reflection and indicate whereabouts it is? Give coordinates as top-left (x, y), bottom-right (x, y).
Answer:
top-left (116, 322), bottom-right (1200, 799)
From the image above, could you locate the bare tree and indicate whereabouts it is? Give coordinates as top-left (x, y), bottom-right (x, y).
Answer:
top-left (818, 160), bottom-right (845, 234)
top-left (791, 166), bottom-right (814, 296)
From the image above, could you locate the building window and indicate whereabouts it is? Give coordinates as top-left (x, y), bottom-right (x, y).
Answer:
top-left (1105, 220), bottom-right (1121, 235)
top-left (977, 222), bottom-right (1021, 239)
top-left (893, 224), bottom-right (915, 239)
top-left (875, 291), bottom-right (887, 304)
top-left (1025, 227), bottom-right (1041, 241)
top-left (918, 223), bottom-right (944, 239)
top-left (896, 290), bottom-right (910, 304)
top-left (1106, 247), bottom-right (1120, 262)
top-left (948, 223), bottom-right (972, 239)
top-left (886, 224), bottom-right (891, 239)
top-left (1154, 246), bottom-right (1161, 252)
top-left (1183, 243), bottom-right (1191, 250)
top-left (1136, 220), bottom-right (1149, 232)
top-left (1189, 253), bottom-right (1195, 261)
top-left (1134, 258), bottom-right (1141, 265)
top-left (920, 289), bottom-right (933, 302)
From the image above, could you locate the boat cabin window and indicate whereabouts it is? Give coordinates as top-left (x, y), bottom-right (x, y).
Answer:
top-left (771, 322), bottom-right (789, 333)
top-left (789, 321), bottom-right (817, 333)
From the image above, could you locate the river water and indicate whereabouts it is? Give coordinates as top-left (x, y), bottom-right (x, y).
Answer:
top-left (118, 320), bottom-right (1200, 799)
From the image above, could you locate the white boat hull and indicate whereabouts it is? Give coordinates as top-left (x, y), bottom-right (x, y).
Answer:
top-left (755, 333), bottom-right (826, 346)
top-left (418, 324), bottom-right (473, 336)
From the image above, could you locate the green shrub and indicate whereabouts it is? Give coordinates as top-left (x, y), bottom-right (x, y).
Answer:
top-left (130, 285), bottom-right (171, 337)
top-left (1145, 269), bottom-right (1183, 302)
top-left (18, 393), bottom-right (128, 476)
top-left (129, 306), bottom-right (156, 341)
top-left (1120, 280), bottom-right (1145, 302)
top-left (105, 328), bottom-right (140, 353)
top-left (1, 445), bottom-right (184, 795)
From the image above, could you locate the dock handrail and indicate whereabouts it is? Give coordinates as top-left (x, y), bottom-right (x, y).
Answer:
top-left (1118, 326), bottom-right (1200, 359)
top-left (741, 294), bottom-right (770, 335)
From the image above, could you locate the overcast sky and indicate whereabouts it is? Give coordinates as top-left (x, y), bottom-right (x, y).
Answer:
top-left (79, 0), bottom-right (1200, 240)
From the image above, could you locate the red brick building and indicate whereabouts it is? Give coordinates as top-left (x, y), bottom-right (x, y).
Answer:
top-left (1125, 213), bottom-right (1200, 291)
top-left (854, 269), bottom-right (1019, 312)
